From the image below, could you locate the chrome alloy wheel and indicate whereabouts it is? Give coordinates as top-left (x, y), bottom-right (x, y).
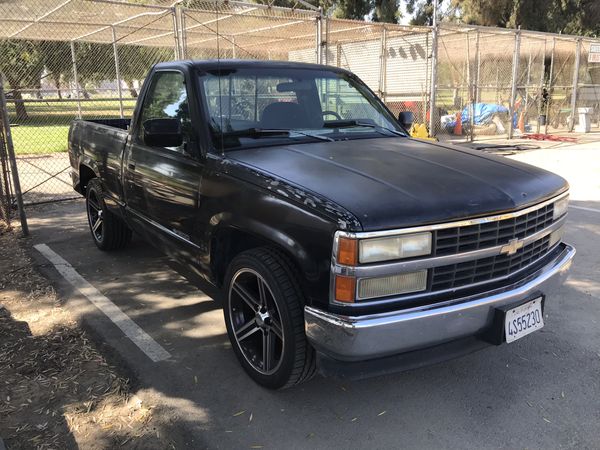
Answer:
top-left (228, 268), bottom-right (285, 375)
top-left (87, 190), bottom-right (103, 242)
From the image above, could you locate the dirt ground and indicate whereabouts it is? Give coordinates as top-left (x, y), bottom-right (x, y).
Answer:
top-left (0, 223), bottom-right (175, 450)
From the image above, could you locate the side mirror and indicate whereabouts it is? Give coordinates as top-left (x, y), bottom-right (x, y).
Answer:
top-left (398, 111), bottom-right (414, 130)
top-left (143, 118), bottom-right (183, 148)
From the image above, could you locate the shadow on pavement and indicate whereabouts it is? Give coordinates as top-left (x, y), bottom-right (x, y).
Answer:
top-left (20, 198), bottom-right (600, 449)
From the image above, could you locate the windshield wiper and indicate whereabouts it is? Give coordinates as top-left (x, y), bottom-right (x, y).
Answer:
top-left (291, 130), bottom-right (334, 142)
top-left (220, 128), bottom-right (334, 142)
top-left (324, 120), bottom-right (407, 137)
top-left (221, 128), bottom-right (290, 138)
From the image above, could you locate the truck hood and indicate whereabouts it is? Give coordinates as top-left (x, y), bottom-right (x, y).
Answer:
top-left (227, 137), bottom-right (568, 231)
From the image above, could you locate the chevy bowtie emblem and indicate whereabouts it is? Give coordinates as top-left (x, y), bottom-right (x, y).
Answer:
top-left (500, 238), bottom-right (524, 256)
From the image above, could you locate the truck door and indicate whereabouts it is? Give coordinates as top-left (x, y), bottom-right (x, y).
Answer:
top-left (123, 70), bottom-right (204, 266)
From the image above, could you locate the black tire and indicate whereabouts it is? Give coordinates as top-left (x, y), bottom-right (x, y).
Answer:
top-left (223, 247), bottom-right (316, 389)
top-left (86, 178), bottom-right (132, 251)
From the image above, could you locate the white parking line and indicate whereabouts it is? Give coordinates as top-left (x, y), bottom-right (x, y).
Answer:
top-left (570, 205), bottom-right (600, 214)
top-left (34, 243), bottom-right (171, 362)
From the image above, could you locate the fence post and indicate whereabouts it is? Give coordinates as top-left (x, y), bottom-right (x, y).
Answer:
top-left (475, 30), bottom-right (480, 104)
top-left (172, 7), bottom-right (181, 59)
top-left (178, 6), bottom-right (187, 59)
top-left (536, 39), bottom-right (547, 133)
top-left (316, 8), bottom-right (322, 64)
top-left (379, 26), bottom-right (387, 102)
top-left (324, 16), bottom-right (329, 66)
top-left (569, 38), bottom-right (582, 132)
top-left (428, 24), bottom-right (439, 137)
top-left (508, 29), bottom-right (521, 139)
top-left (111, 27), bottom-right (124, 119)
top-left (466, 31), bottom-right (474, 142)
top-left (70, 41), bottom-right (82, 119)
top-left (0, 74), bottom-right (28, 236)
top-left (545, 37), bottom-right (556, 134)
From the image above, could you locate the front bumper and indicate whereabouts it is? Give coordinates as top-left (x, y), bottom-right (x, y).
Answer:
top-left (305, 243), bottom-right (575, 362)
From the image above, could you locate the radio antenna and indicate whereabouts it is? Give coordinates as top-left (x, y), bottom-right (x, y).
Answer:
top-left (215, 0), bottom-right (225, 154)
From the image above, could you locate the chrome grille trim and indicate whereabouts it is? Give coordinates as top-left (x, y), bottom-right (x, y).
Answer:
top-left (434, 202), bottom-right (553, 256)
top-left (330, 191), bottom-right (569, 306)
top-left (332, 214), bottom-right (566, 278)
top-left (333, 242), bottom-right (565, 309)
top-left (336, 191), bottom-right (568, 240)
top-left (431, 235), bottom-right (551, 290)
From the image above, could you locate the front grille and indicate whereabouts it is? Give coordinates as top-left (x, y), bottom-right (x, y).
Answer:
top-left (431, 235), bottom-right (551, 291)
top-left (434, 203), bottom-right (554, 256)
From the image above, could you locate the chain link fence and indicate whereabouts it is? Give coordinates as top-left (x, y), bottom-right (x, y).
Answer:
top-left (1, 0), bottom-right (599, 206)
top-left (0, 109), bottom-right (13, 229)
top-left (433, 25), bottom-right (600, 141)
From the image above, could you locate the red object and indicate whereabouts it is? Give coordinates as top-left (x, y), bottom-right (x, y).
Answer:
top-left (453, 111), bottom-right (462, 135)
top-left (518, 112), bottom-right (525, 133)
top-left (522, 134), bottom-right (578, 142)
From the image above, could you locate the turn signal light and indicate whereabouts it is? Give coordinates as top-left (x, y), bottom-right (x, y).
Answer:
top-left (337, 237), bottom-right (358, 266)
top-left (335, 275), bottom-right (356, 303)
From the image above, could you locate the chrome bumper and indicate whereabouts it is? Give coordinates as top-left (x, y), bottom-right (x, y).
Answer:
top-left (305, 243), bottom-right (575, 362)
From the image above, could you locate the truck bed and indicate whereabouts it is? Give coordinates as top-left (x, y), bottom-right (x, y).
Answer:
top-left (68, 118), bottom-right (131, 200)
top-left (84, 118), bottom-right (131, 130)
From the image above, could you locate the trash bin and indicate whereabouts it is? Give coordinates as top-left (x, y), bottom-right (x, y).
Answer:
top-left (575, 107), bottom-right (593, 133)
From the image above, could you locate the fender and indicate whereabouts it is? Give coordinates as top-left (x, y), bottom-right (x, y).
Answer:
top-left (208, 212), bottom-right (317, 279)
top-left (79, 155), bottom-right (100, 179)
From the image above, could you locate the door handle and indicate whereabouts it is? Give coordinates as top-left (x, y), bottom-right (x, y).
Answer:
top-left (128, 162), bottom-right (136, 170)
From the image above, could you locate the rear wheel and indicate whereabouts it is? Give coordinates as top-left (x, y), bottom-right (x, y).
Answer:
top-left (86, 178), bottom-right (131, 251)
top-left (223, 248), bottom-right (315, 389)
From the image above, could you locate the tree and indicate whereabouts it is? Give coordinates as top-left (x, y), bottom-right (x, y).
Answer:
top-left (117, 45), bottom-right (148, 97)
top-left (73, 42), bottom-right (115, 98)
top-left (372, 0), bottom-right (400, 23)
top-left (0, 40), bottom-right (43, 120)
top-left (406, 0), bottom-right (435, 25)
top-left (406, 0), bottom-right (459, 25)
top-left (332, 0), bottom-right (373, 20)
top-left (248, 0), bottom-right (335, 10)
top-left (450, 0), bottom-right (512, 27)
top-left (451, 0), bottom-right (600, 36)
top-left (118, 45), bottom-right (174, 97)
top-left (39, 41), bottom-right (72, 99)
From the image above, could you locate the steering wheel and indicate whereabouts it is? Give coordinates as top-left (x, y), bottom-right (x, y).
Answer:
top-left (322, 110), bottom-right (342, 120)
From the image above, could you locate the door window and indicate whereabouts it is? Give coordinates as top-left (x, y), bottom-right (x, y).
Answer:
top-left (139, 71), bottom-right (191, 150)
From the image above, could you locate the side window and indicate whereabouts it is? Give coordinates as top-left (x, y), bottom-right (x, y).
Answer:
top-left (139, 71), bottom-right (190, 148)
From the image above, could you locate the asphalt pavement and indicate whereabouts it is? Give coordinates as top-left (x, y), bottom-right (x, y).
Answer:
top-left (24, 142), bottom-right (600, 449)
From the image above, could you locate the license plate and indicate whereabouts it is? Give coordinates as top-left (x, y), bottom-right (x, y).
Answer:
top-left (505, 297), bottom-right (544, 343)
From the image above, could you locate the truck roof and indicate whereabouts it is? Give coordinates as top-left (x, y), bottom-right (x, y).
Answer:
top-left (153, 59), bottom-right (352, 75)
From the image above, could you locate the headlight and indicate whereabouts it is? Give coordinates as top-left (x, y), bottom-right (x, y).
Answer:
top-left (359, 232), bottom-right (432, 264)
top-left (553, 195), bottom-right (569, 220)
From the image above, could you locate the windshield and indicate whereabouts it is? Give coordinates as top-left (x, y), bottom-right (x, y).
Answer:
top-left (199, 67), bottom-right (405, 150)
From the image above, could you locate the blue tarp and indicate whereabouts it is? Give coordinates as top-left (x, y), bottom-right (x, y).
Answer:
top-left (448, 103), bottom-right (509, 127)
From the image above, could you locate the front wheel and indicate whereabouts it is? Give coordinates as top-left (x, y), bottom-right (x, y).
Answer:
top-left (223, 248), bottom-right (315, 389)
top-left (86, 178), bottom-right (132, 251)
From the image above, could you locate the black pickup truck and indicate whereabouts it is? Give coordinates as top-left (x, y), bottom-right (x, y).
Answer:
top-left (68, 60), bottom-right (575, 389)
